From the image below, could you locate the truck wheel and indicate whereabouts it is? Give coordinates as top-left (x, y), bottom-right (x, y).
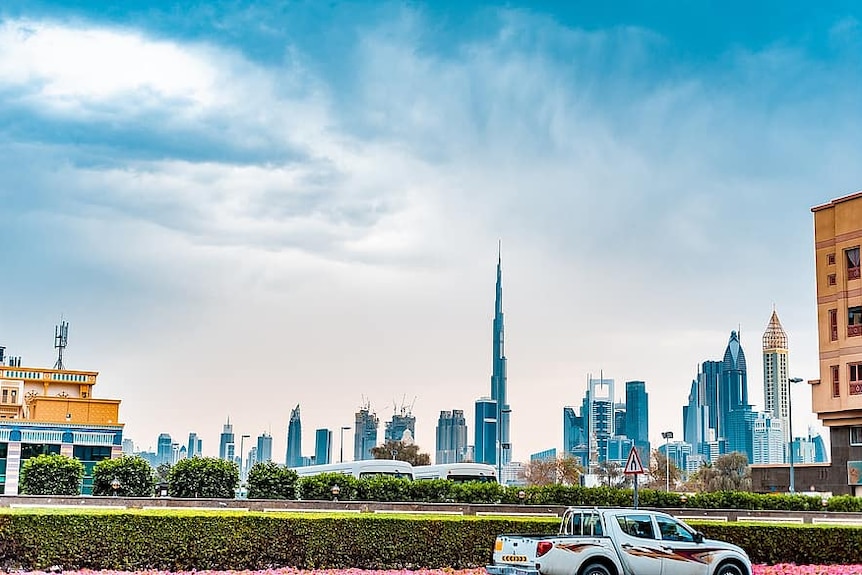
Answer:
top-left (716, 562), bottom-right (745, 575)
top-left (581, 562), bottom-right (612, 575)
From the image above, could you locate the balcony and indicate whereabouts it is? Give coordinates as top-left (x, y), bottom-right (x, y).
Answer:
top-left (850, 325), bottom-right (862, 338)
top-left (850, 266), bottom-right (861, 280)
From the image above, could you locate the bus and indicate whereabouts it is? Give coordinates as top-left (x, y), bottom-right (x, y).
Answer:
top-left (412, 463), bottom-right (498, 483)
top-left (291, 459), bottom-right (414, 479)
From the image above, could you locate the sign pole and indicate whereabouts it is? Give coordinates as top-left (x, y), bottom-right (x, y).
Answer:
top-left (633, 473), bottom-right (639, 509)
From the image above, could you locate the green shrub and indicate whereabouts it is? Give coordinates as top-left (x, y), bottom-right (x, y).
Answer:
top-left (246, 462), bottom-right (298, 500)
top-left (19, 454), bottom-right (84, 496)
top-left (92, 456), bottom-right (155, 497)
top-left (167, 457), bottom-right (238, 498)
top-left (297, 473), bottom-right (358, 501)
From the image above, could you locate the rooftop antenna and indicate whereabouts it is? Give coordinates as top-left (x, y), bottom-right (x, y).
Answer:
top-left (54, 319), bottom-right (69, 370)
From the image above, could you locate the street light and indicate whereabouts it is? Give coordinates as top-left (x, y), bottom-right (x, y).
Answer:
top-left (330, 484), bottom-right (340, 502)
top-left (661, 431), bottom-right (674, 492)
top-left (111, 477), bottom-right (120, 497)
top-left (339, 426), bottom-right (351, 463)
top-left (788, 377), bottom-right (804, 493)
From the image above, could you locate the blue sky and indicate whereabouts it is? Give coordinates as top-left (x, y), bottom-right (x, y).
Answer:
top-left (2, 1), bottom-right (861, 461)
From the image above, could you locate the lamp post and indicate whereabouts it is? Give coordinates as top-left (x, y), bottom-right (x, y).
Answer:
top-left (330, 484), bottom-right (340, 502)
top-left (661, 431), bottom-right (674, 492)
top-left (339, 426), bottom-right (351, 463)
top-left (788, 377), bottom-right (804, 493)
top-left (239, 434), bottom-right (250, 480)
top-left (111, 477), bottom-right (120, 497)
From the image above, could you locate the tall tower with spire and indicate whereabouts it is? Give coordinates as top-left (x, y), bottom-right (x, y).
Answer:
top-left (491, 243), bottom-right (511, 469)
top-left (762, 309), bottom-right (791, 462)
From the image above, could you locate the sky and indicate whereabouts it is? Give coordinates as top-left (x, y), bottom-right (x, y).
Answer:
top-left (2, 1), bottom-right (862, 462)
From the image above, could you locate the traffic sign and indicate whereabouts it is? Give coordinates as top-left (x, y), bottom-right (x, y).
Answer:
top-left (623, 446), bottom-right (645, 475)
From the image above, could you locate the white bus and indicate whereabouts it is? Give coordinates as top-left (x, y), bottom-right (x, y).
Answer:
top-left (291, 459), bottom-right (414, 479)
top-left (413, 463), bottom-right (498, 483)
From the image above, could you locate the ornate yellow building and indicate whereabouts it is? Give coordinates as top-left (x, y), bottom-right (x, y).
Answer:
top-left (0, 360), bottom-right (123, 495)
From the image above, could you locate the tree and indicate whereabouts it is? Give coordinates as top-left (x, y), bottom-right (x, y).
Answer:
top-left (167, 457), bottom-right (239, 498)
top-left (246, 461), bottom-right (298, 499)
top-left (370, 440), bottom-right (431, 466)
top-left (92, 456), bottom-right (155, 497)
top-left (155, 463), bottom-right (172, 483)
top-left (595, 460), bottom-right (624, 488)
top-left (20, 453), bottom-right (84, 495)
top-left (694, 452), bottom-right (751, 492)
top-left (645, 450), bottom-right (683, 490)
top-left (519, 456), bottom-right (585, 486)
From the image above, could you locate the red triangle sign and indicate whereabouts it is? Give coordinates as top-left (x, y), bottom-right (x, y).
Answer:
top-left (623, 446), bottom-right (645, 475)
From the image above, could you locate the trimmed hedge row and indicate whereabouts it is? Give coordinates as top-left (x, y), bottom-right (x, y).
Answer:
top-left (296, 475), bottom-right (832, 511)
top-left (1, 512), bottom-right (862, 570)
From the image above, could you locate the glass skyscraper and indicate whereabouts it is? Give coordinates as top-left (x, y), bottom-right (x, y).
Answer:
top-left (385, 409), bottom-right (416, 443)
top-left (218, 417), bottom-right (234, 461)
top-left (474, 397), bottom-right (497, 465)
top-left (353, 404), bottom-right (379, 461)
top-left (286, 404), bottom-right (303, 467)
top-left (624, 381), bottom-right (650, 459)
top-left (256, 431), bottom-right (272, 463)
top-left (315, 428), bottom-right (332, 465)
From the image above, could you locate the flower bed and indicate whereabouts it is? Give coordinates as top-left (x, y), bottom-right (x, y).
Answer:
top-left (6, 567), bottom-right (862, 575)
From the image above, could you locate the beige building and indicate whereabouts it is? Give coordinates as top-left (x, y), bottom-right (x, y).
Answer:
top-left (753, 191), bottom-right (862, 494)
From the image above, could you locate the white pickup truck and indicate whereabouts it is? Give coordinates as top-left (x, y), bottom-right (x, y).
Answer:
top-left (487, 507), bottom-right (751, 575)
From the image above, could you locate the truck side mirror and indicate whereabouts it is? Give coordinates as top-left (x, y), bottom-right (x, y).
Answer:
top-left (693, 532), bottom-right (704, 544)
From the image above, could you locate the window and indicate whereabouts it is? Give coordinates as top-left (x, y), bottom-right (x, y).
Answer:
top-left (830, 309), bottom-right (839, 341)
top-left (1, 390), bottom-right (7, 404)
top-left (833, 365), bottom-right (841, 397)
top-left (852, 427), bottom-right (862, 446)
top-left (10, 390), bottom-right (16, 403)
top-left (851, 364), bottom-right (862, 396)
top-left (828, 274), bottom-right (837, 286)
top-left (655, 516), bottom-right (695, 543)
top-left (850, 306), bottom-right (862, 338)
top-left (848, 247), bottom-right (861, 280)
top-left (828, 253), bottom-right (836, 265)
top-left (617, 515), bottom-right (656, 539)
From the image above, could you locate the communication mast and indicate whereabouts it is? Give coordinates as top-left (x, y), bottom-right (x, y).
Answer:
top-left (54, 320), bottom-right (69, 370)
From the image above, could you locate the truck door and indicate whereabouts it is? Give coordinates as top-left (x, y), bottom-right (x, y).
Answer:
top-left (654, 515), bottom-right (710, 575)
top-left (613, 513), bottom-right (663, 575)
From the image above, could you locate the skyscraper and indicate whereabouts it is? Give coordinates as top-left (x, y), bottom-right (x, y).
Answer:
top-left (562, 406), bottom-right (589, 466)
top-left (219, 417), bottom-right (234, 461)
top-left (256, 431), bottom-right (272, 463)
top-left (719, 330), bottom-right (749, 443)
top-left (682, 379), bottom-right (710, 459)
top-left (698, 360), bottom-right (723, 435)
top-left (286, 404), bottom-right (303, 467)
top-left (354, 403), bottom-right (379, 461)
top-left (187, 432), bottom-right (202, 458)
top-left (385, 406), bottom-right (416, 443)
top-left (489, 245), bottom-right (511, 467)
top-left (587, 377), bottom-right (614, 465)
top-left (752, 412), bottom-right (784, 464)
top-left (762, 309), bottom-right (791, 462)
top-left (157, 433), bottom-right (173, 465)
top-left (474, 397), bottom-right (497, 465)
top-left (315, 428), bottom-right (332, 465)
top-left (436, 409), bottom-right (468, 464)
top-left (624, 381), bottom-right (650, 459)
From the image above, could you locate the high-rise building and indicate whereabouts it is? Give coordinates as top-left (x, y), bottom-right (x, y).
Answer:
top-left (683, 379), bottom-right (710, 459)
top-left (698, 360), bottom-right (723, 436)
top-left (156, 433), bottom-right (173, 465)
top-left (474, 397), bottom-right (497, 465)
top-left (286, 404), bottom-right (303, 467)
top-left (315, 428), bottom-right (332, 465)
top-left (613, 403), bottom-right (627, 438)
top-left (752, 412), bottom-right (785, 464)
top-left (563, 406), bottom-right (588, 465)
top-left (624, 381), bottom-right (650, 459)
top-left (436, 409), bottom-right (468, 464)
top-left (489, 246), bottom-right (511, 468)
top-left (256, 432), bottom-right (272, 463)
top-left (763, 309), bottom-right (792, 462)
top-left (726, 405), bottom-right (756, 463)
top-left (354, 403), bottom-right (379, 461)
top-left (122, 438), bottom-right (135, 455)
top-left (587, 377), bottom-right (614, 465)
top-left (247, 446), bottom-right (258, 469)
top-left (219, 418), bottom-right (235, 461)
top-left (719, 330), bottom-right (749, 444)
top-left (187, 432), bottom-right (202, 458)
top-left (385, 406), bottom-right (416, 443)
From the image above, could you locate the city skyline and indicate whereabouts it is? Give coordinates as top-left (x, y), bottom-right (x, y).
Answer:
top-left (4, 1), bottom-right (862, 462)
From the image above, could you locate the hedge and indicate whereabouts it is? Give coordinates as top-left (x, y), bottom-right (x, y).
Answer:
top-left (0, 511), bottom-right (862, 570)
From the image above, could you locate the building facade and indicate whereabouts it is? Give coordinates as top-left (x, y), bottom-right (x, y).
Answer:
top-left (485, 246), bottom-right (511, 469)
top-left (752, 412), bottom-right (785, 464)
top-left (0, 358), bottom-right (123, 495)
top-left (256, 432), bottom-right (272, 464)
top-left (187, 432), bottom-right (202, 458)
top-left (435, 409), bottom-right (468, 464)
top-left (474, 397), bottom-right (497, 465)
top-left (384, 408), bottom-right (416, 443)
top-left (218, 418), bottom-right (234, 461)
top-left (624, 381), bottom-right (650, 459)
